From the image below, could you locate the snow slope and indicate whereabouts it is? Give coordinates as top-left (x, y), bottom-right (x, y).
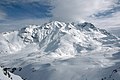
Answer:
top-left (0, 67), bottom-right (23, 80)
top-left (0, 21), bottom-right (120, 80)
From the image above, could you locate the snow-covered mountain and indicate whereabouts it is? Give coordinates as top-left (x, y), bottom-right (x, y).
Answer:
top-left (0, 21), bottom-right (120, 80)
top-left (0, 21), bottom-right (119, 55)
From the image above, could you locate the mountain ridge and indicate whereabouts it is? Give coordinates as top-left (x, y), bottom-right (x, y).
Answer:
top-left (0, 21), bottom-right (119, 56)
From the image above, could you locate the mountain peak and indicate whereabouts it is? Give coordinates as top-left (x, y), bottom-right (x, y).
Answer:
top-left (0, 21), bottom-right (119, 56)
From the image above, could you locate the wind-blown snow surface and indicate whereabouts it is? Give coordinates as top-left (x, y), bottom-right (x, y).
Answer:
top-left (0, 67), bottom-right (22, 80)
top-left (0, 21), bottom-right (120, 80)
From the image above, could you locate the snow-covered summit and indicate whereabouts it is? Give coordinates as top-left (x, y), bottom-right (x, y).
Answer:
top-left (18, 21), bottom-right (117, 43)
top-left (0, 21), bottom-right (119, 56)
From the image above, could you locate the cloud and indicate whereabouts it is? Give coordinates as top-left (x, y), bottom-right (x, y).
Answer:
top-left (93, 0), bottom-right (120, 18)
top-left (0, 10), bottom-right (6, 20)
top-left (0, 0), bottom-right (53, 32)
top-left (90, 12), bottom-right (120, 28)
top-left (0, 0), bottom-right (51, 4)
top-left (0, 0), bottom-right (120, 31)
top-left (51, 0), bottom-right (114, 21)
top-left (0, 0), bottom-right (53, 20)
top-left (0, 18), bottom-right (50, 32)
top-left (50, 0), bottom-right (120, 28)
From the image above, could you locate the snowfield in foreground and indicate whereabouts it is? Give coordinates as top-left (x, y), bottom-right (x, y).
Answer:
top-left (0, 21), bottom-right (120, 80)
top-left (0, 67), bottom-right (22, 80)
